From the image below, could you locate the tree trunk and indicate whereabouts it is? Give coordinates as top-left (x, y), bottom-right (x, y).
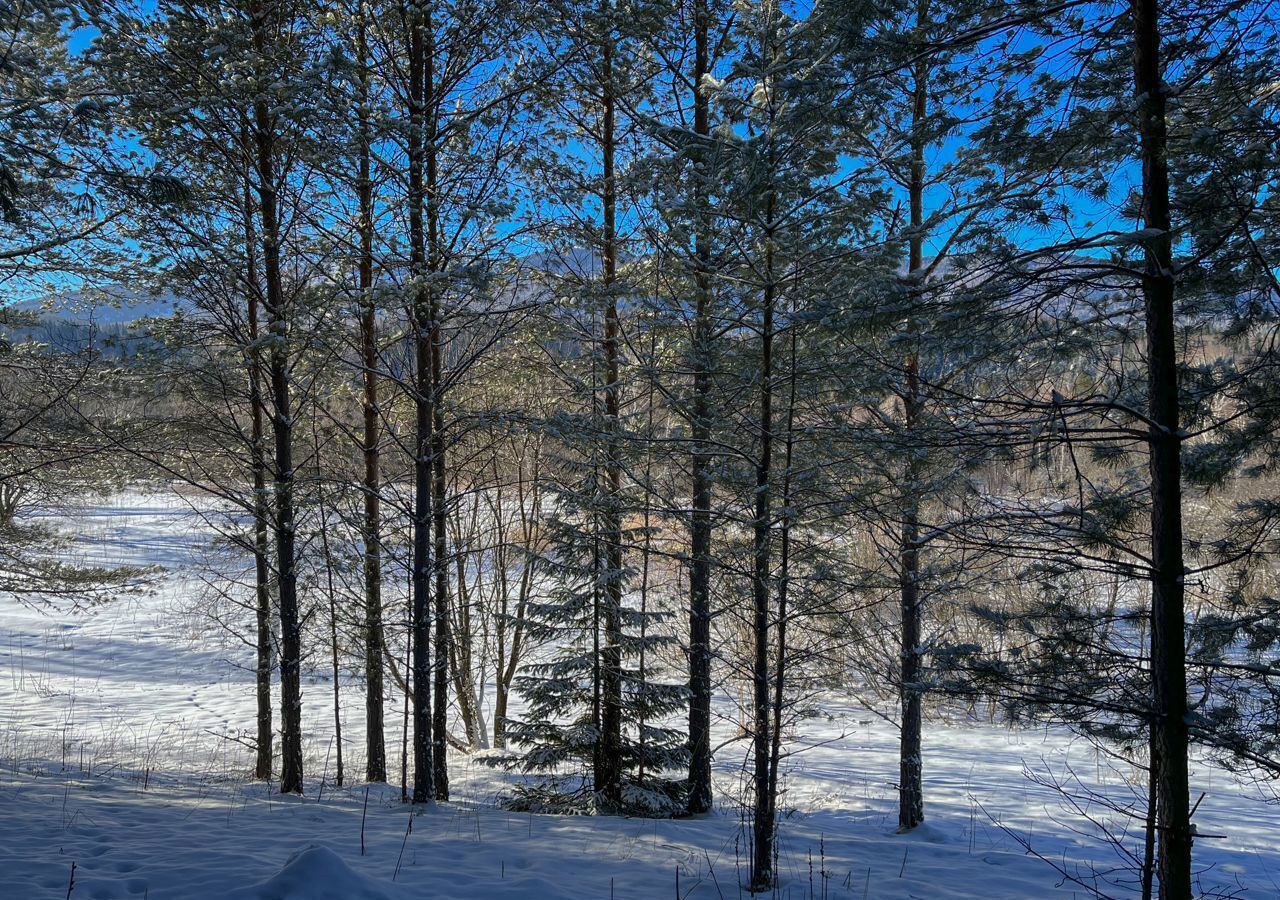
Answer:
top-left (451, 525), bottom-right (485, 749)
top-left (767, 324), bottom-right (797, 842)
top-left (317, 462), bottom-right (344, 789)
top-left (356, 3), bottom-right (387, 785)
top-left (637, 324), bottom-right (658, 782)
top-left (241, 162), bottom-right (274, 783)
top-left (1142, 736), bottom-right (1159, 900)
top-left (431, 351), bottom-right (450, 798)
top-left (897, 455), bottom-right (924, 831)
top-left (493, 472), bottom-right (512, 750)
top-left (425, 15), bottom-right (450, 803)
top-left (750, 190), bottom-right (776, 895)
top-left (407, 0), bottom-right (435, 805)
top-left (249, 0), bottom-right (302, 796)
top-left (1132, 0), bottom-right (1191, 894)
top-left (251, 416), bottom-right (274, 783)
top-left (494, 452), bottom-right (537, 749)
top-left (686, 0), bottom-right (714, 817)
top-left (898, 0), bottom-right (928, 830)
top-left (595, 36), bottom-right (624, 811)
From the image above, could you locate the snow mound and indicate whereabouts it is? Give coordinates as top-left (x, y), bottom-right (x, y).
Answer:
top-left (227, 845), bottom-right (398, 900)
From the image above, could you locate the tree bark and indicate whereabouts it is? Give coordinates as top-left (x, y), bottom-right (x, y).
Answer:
top-left (897, 4), bottom-right (928, 830)
top-left (596, 35), bottom-right (623, 810)
top-left (316, 458), bottom-right (344, 789)
top-left (356, 4), bottom-right (387, 785)
top-left (249, 0), bottom-right (302, 796)
top-left (450, 544), bottom-right (484, 748)
top-left (1142, 736), bottom-right (1159, 900)
top-left (1131, 0), bottom-right (1191, 894)
top-left (494, 451), bottom-right (536, 748)
top-left (406, 0), bottom-right (435, 805)
top-left (767, 324), bottom-right (797, 845)
top-left (240, 159), bottom-right (274, 783)
top-left (897, 416), bottom-right (924, 832)
top-left (686, 0), bottom-right (715, 817)
top-left (750, 186), bottom-right (776, 894)
top-left (425, 11), bottom-right (451, 803)
top-left (430, 328), bottom-right (450, 799)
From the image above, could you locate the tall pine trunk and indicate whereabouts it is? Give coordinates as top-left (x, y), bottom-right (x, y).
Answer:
top-left (407, 0), bottom-right (435, 805)
top-left (249, 0), bottom-right (302, 796)
top-left (241, 163), bottom-right (274, 783)
top-left (686, 0), bottom-right (715, 816)
top-left (596, 36), bottom-right (623, 809)
top-left (749, 189), bottom-right (777, 894)
top-left (356, 6), bottom-right (387, 784)
top-left (430, 301), bottom-right (450, 800)
top-left (426, 30), bottom-right (450, 798)
top-left (897, 6), bottom-right (928, 830)
top-left (250, 372), bottom-right (274, 783)
top-left (1132, 0), bottom-right (1191, 894)
top-left (767, 323), bottom-right (798, 844)
top-left (897, 399), bottom-right (923, 831)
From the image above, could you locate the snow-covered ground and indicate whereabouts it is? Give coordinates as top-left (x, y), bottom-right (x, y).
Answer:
top-left (1, 493), bottom-right (1278, 899)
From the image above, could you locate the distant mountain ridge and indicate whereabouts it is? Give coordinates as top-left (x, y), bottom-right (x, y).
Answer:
top-left (4, 287), bottom-right (188, 325)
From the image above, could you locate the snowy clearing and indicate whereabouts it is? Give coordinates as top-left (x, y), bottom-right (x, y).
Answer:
top-left (1, 495), bottom-right (1278, 900)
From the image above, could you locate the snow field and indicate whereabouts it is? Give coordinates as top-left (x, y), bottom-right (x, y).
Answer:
top-left (1, 493), bottom-right (1277, 899)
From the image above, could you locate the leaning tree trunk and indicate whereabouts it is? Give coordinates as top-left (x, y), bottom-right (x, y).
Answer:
top-left (249, 0), bottom-right (302, 796)
top-left (450, 537), bottom-right (485, 749)
top-left (494, 459), bottom-right (536, 749)
top-left (1132, 0), bottom-right (1191, 894)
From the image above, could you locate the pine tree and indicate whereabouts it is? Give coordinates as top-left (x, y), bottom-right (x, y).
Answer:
top-left (635, 0), bottom-right (737, 817)
top-left (708, 0), bottom-right (864, 884)
top-left (503, 0), bottom-right (689, 815)
top-left (100, 0), bottom-right (331, 794)
top-left (0, 2), bottom-right (162, 612)
top-left (914, 2), bottom-right (1280, 894)
top-left (0, 1), bottom-right (129, 285)
top-left (353, 0), bottom-right (388, 784)
top-left (402, 0), bottom-right (437, 805)
top-left (817, 0), bottom-right (1035, 832)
